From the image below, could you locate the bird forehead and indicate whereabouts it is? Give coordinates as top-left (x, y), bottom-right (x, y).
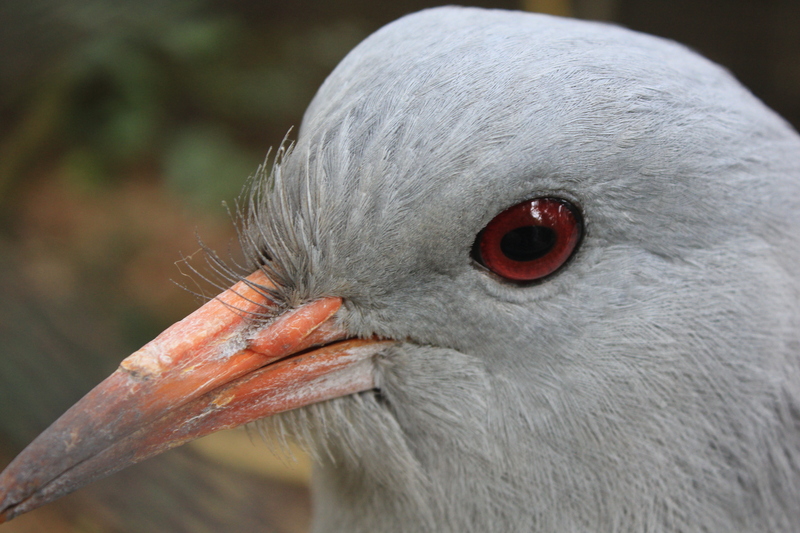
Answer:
top-left (298, 9), bottom-right (774, 203)
top-left (302, 6), bottom-right (746, 145)
top-left (288, 7), bottom-right (800, 259)
top-left (245, 6), bottom-right (800, 314)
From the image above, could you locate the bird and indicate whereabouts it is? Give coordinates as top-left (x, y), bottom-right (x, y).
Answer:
top-left (2, 5), bottom-right (800, 532)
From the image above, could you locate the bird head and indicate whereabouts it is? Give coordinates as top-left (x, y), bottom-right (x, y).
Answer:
top-left (2, 6), bottom-right (800, 531)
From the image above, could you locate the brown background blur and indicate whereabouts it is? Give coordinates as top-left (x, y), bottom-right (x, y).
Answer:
top-left (1, 0), bottom-right (799, 531)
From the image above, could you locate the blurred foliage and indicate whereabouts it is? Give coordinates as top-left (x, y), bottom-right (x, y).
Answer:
top-left (0, 0), bottom-right (369, 211)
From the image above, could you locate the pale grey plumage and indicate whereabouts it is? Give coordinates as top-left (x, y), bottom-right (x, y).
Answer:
top-left (243, 6), bottom-right (800, 532)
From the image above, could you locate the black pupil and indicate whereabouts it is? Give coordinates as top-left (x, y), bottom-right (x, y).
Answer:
top-left (500, 226), bottom-right (556, 262)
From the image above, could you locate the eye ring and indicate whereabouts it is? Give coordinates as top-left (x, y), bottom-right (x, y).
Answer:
top-left (472, 198), bottom-right (582, 283)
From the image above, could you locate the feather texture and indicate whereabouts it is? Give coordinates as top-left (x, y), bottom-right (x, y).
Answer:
top-left (243, 7), bottom-right (800, 532)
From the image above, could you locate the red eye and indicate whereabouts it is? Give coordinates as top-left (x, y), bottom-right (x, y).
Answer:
top-left (473, 198), bottom-right (582, 282)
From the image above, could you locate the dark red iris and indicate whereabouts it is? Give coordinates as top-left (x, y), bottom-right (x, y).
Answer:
top-left (473, 198), bottom-right (582, 282)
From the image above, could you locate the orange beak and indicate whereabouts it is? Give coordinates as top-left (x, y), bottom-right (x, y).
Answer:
top-left (0, 270), bottom-right (391, 522)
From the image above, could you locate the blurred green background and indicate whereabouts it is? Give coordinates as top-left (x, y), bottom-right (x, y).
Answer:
top-left (1, 0), bottom-right (798, 531)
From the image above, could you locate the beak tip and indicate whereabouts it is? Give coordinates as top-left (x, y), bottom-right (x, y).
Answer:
top-left (0, 486), bottom-right (17, 523)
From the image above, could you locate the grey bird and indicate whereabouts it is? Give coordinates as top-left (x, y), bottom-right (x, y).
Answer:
top-left (2, 6), bottom-right (800, 532)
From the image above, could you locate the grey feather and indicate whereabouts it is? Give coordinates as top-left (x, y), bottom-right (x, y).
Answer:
top-left (247, 6), bottom-right (800, 532)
